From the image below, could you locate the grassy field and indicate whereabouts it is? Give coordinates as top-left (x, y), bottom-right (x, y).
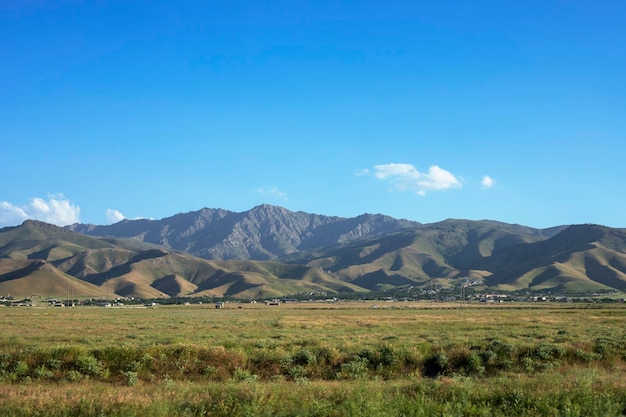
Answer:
top-left (1, 301), bottom-right (625, 416)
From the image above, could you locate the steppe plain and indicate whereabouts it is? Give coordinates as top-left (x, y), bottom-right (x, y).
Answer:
top-left (1, 300), bottom-right (625, 416)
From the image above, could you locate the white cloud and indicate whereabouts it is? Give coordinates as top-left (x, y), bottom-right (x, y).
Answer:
top-left (105, 208), bottom-right (126, 224)
top-left (481, 175), bottom-right (496, 188)
top-left (256, 187), bottom-right (288, 201)
top-left (371, 163), bottom-right (462, 195)
top-left (0, 195), bottom-right (80, 227)
top-left (0, 202), bottom-right (28, 226)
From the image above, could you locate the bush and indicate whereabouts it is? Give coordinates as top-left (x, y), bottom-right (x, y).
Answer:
top-left (593, 337), bottom-right (621, 359)
top-left (521, 357), bottom-right (535, 373)
top-left (47, 358), bottom-right (64, 370)
top-left (573, 348), bottom-right (601, 363)
top-left (339, 357), bottom-right (369, 380)
top-left (12, 361), bottom-right (29, 377)
top-left (312, 346), bottom-right (342, 369)
top-left (466, 352), bottom-right (486, 375)
top-left (93, 345), bottom-right (142, 372)
top-left (292, 349), bottom-right (317, 366)
top-left (65, 370), bottom-right (83, 382)
top-left (33, 365), bottom-right (53, 380)
top-left (232, 367), bottom-right (258, 383)
top-left (121, 371), bottom-right (139, 386)
top-left (286, 365), bottom-right (308, 380)
top-left (50, 345), bottom-right (86, 365)
top-left (359, 344), bottom-right (399, 373)
top-left (75, 355), bottom-right (104, 377)
top-left (423, 352), bottom-right (449, 377)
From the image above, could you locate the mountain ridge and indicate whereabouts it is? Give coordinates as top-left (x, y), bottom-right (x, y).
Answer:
top-left (67, 204), bottom-right (421, 261)
top-left (1, 205), bottom-right (625, 298)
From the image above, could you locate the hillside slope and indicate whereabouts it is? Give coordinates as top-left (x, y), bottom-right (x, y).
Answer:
top-left (0, 221), bottom-right (362, 299)
top-left (285, 219), bottom-right (564, 291)
top-left (477, 224), bottom-right (626, 292)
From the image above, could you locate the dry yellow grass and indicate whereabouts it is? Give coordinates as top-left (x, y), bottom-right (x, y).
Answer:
top-left (1, 301), bottom-right (624, 350)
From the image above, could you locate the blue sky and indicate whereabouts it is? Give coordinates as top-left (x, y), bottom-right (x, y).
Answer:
top-left (1, 1), bottom-right (625, 229)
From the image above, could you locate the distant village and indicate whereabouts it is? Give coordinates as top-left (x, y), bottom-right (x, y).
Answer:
top-left (1, 289), bottom-right (624, 308)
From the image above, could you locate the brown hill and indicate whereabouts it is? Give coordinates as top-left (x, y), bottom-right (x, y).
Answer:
top-left (0, 258), bottom-right (106, 298)
top-left (477, 224), bottom-right (626, 292)
top-left (285, 219), bottom-right (564, 291)
top-left (0, 221), bottom-right (362, 299)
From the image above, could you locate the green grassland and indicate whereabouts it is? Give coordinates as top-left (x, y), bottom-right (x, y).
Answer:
top-left (1, 302), bottom-right (625, 416)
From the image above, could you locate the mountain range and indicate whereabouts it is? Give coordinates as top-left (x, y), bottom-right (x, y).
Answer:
top-left (1, 204), bottom-right (625, 299)
top-left (67, 204), bottom-right (418, 260)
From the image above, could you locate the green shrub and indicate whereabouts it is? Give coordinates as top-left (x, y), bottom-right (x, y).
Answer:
top-left (292, 349), bottom-right (317, 366)
top-left (121, 370), bottom-right (139, 386)
top-left (593, 337), bottom-right (621, 359)
top-left (480, 349), bottom-right (498, 366)
top-left (287, 365), bottom-right (308, 380)
top-left (533, 342), bottom-right (564, 361)
top-left (254, 338), bottom-right (276, 349)
top-left (248, 347), bottom-right (287, 378)
top-left (50, 345), bottom-right (86, 364)
top-left (203, 365), bottom-right (217, 377)
top-left (232, 367), bottom-right (258, 383)
top-left (93, 345), bottom-right (142, 373)
top-left (466, 351), bottom-right (486, 375)
top-left (12, 361), bottom-right (28, 377)
top-left (313, 346), bottom-right (342, 368)
top-left (370, 344), bottom-right (399, 369)
top-left (0, 353), bottom-right (11, 372)
top-left (33, 365), bottom-right (53, 380)
top-left (339, 357), bottom-right (369, 380)
top-left (75, 355), bottom-right (104, 377)
top-left (573, 348), bottom-right (601, 363)
top-left (65, 370), bottom-right (83, 382)
top-left (521, 356), bottom-right (535, 373)
top-left (47, 358), bottom-right (63, 370)
top-left (423, 352), bottom-right (449, 377)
